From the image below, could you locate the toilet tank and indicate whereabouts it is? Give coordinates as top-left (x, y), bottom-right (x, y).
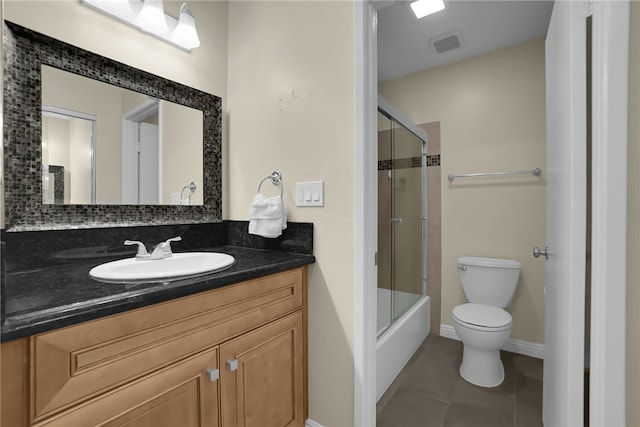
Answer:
top-left (457, 257), bottom-right (521, 308)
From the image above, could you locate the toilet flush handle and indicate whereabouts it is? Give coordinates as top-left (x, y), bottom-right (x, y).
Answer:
top-left (457, 264), bottom-right (467, 271)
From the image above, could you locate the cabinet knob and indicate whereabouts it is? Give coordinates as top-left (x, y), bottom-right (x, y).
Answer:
top-left (227, 359), bottom-right (238, 372)
top-left (206, 368), bottom-right (219, 382)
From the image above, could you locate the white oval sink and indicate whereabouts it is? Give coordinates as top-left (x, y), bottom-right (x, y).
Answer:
top-left (89, 252), bottom-right (235, 283)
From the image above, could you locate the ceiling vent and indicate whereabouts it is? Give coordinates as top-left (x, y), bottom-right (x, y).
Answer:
top-left (430, 31), bottom-right (462, 54)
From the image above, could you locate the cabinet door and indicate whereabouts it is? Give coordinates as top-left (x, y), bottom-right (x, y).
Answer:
top-left (220, 312), bottom-right (304, 427)
top-left (36, 347), bottom-right (220, 427)
top-left (30, 268), bottom-right (303, 422)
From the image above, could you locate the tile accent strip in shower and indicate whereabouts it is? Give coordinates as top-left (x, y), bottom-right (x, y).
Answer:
top-left (378, 154), bottom-right (440, 171)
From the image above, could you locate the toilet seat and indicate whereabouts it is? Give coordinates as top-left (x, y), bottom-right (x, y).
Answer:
top-left (453, 303), bottom-right (512, 332)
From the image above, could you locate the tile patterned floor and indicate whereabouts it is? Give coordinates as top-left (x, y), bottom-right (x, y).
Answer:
top-left (376, 335), bottom-right (543, 427)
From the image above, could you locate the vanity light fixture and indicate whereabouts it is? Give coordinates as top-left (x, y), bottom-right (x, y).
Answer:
top-left (136, 0), bottom-right (168, 34)
top-left (82, 0), bottom-right (201, 51)
top-left (410, 0), bottom-right (445, 19)
top-left (172, 2), bottom-right (200, 49)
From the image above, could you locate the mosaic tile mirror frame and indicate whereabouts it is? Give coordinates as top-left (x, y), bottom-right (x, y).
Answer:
top-left (3, 21), bottom-right (222, 231)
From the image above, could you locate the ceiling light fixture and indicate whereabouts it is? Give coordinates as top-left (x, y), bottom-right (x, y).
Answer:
top-left (410, 0), bottom-right (446, 19)
top-left (82, 0), bottom-right (201, 52)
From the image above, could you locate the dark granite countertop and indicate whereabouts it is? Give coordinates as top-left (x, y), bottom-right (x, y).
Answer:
top-left (1, 221), bottom-right (315, 342)
top-left (1, 245), bottom-right (314, 342)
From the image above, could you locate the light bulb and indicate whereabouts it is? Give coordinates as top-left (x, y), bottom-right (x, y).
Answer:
top-left (136, 0), bottom-right (168, 34)
top-left (173, 2), bottom-right (200, 49)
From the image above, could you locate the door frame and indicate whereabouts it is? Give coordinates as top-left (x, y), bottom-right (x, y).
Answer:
top-left (589, 1), bottom-right (629, 424)
top-left (353, 1), bottom-right (630, 425)
top-left (354, 1), bottom-right (378, 426)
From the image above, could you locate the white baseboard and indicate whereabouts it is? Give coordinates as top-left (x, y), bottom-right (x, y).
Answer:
top-left (440, 324), bottom-right (544, 359)
top-left (305, 419), bottom-right (324, 427)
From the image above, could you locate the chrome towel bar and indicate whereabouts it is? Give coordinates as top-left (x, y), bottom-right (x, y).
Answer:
top-left (447, 167), bottom-right (542, 182)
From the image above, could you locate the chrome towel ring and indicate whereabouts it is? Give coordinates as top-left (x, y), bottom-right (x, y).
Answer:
top-left (257, 171), bottom-right (283, 197)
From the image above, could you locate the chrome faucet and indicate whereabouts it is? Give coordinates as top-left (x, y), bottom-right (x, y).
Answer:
top-left (124, 236), bottom-right (182, 261)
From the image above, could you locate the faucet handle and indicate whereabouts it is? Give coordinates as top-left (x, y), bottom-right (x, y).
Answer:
top-left (151, 236), bottom-right (182, 259)
top-left (164, 236), bottom-right (182, 251)
top-left (165, 236), bottom-right (182, 246)
top-left (124, 240), bottom-right (150, 260)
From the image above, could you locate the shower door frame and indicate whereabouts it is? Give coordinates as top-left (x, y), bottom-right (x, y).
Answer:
top-left (377, 98), bottom-right (428, 336)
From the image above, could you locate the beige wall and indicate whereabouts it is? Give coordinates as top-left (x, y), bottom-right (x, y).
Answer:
top-left (3, 1), bottom-right (227, 97)
top-left (627, 2), bottom-right (639, 425)
top-left (2, 0), bottom-right (227, 218)
top-left (226, 2), bottom-right (356, 425)
top-left (379, 38), bottom-right (546, 344)
top-left (161, 102), bottom-right (203, 205)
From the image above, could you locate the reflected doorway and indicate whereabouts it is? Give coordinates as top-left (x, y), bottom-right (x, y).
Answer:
top-left (121, 99), bottom-right (161, 205)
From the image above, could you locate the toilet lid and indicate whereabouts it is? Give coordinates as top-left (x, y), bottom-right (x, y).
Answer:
top-left (453, 303), bottom-right (512, 329)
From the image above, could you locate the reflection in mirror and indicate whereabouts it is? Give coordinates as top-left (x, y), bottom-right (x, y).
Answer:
top-left (41, 65), bottom-right (204, 206)
top-left (42, 105), bottom-right (96, 204)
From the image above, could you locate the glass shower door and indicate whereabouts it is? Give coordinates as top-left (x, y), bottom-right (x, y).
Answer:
top-left (390, 119), bottom-right (424, 323)
top-left (377, 111), bottom-right (393, 336)
top-left (377, 109), bottom-right (426, 335)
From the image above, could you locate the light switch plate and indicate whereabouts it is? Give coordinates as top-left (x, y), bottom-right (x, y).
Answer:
top-left (296, 181), bottom-right (324, 206)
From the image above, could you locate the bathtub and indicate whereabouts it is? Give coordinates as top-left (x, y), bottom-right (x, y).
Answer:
top-left (376, 288), bottom-right (430, 401)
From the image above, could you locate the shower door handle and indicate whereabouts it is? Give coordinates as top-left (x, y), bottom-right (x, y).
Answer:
top-left (390, 218), bottom-right (403, 225)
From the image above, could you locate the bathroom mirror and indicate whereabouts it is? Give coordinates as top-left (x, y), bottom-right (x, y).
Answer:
top-left (41, 66), bottom-right (204, 206)
top-left (3, 21), bottom-right (221, 231)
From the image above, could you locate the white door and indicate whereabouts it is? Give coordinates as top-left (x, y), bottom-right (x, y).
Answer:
top-left (138, 122), bottom-right (160, 204)
top-left (121, 99), bottom-right (161, 204)
top-left (543, 1), bottom-right (588, 425)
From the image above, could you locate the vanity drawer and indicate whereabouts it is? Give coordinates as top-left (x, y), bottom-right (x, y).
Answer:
top-left (30, 268), bottom-right (304, 423)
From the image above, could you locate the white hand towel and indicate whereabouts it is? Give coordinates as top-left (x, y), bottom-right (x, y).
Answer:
top-left (248, 193), bottom-right (287, 238)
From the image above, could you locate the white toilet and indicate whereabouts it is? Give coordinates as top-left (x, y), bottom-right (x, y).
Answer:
top-left (452, 256), bottom-right (520, 387)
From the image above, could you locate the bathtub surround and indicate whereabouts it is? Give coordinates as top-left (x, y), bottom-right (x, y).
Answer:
top-left (420, 121), bottom-right (442, 335)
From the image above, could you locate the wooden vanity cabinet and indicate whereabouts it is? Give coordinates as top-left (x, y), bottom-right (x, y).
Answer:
top-left (1, 267), bottom-right (308, 427)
